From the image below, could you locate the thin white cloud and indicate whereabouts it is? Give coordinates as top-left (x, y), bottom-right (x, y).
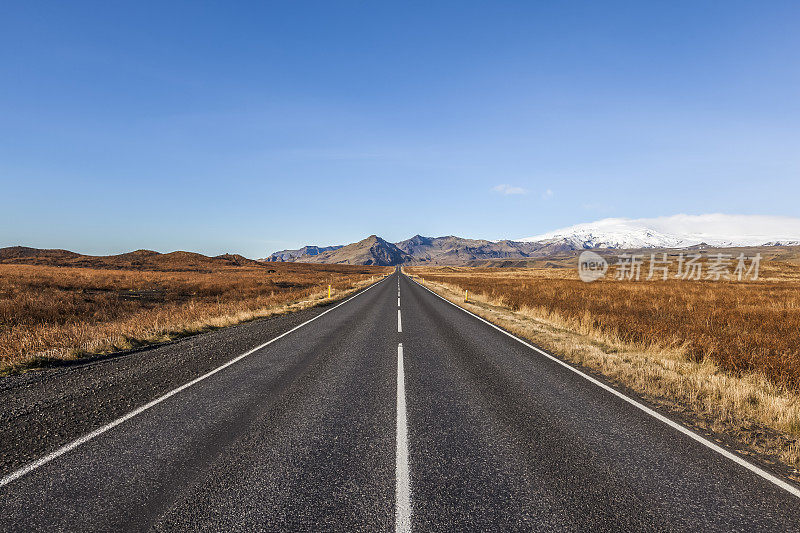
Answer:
top-left (492, 184), bottom-right (528, 195)
top-left (542, 188), bottom-right (554, 200)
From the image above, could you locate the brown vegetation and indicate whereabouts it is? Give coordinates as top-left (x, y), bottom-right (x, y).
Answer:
top-left (406, 261), bottom-right (800, 390)
top-left (0, 256), bottom-right (388, 373)
top-left (406, 260), bottom-right (800, 473)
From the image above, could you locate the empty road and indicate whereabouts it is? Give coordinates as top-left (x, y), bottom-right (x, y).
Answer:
top-left (1, 270), bottom-right (799, 531)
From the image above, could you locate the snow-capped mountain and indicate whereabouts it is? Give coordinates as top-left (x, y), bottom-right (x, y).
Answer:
top-left (264, 215), bottom-right (800, 266)
top-left (518, 214), bottom-right (800, 249)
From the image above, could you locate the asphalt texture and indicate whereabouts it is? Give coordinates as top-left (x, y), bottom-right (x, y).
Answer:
top-left (1, 271), bottom-right (799, 531)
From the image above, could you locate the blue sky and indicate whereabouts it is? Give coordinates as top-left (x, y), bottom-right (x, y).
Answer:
top-left (2, 1), bottom-right (799, 257)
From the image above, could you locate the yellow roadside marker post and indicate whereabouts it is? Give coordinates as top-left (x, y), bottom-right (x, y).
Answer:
top-left (328, 284), bottom-right (331, 298)
top-left (465, 290), bottom-right (469, 303)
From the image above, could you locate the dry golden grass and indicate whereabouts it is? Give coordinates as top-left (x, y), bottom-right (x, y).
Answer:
top-left (406, 261), bottom-right (800, 474)
top-left (0, 261), bottom-right (388, 373)
top-left (407, 262), bottom-right (800, 389)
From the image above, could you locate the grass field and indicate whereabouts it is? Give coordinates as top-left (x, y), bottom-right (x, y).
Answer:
top-left (407, 260), bottom-right (800, 390)
top-left (406, 259), bottom-right (800, 472)
top-left (0, 258), bottom-right (388, 373)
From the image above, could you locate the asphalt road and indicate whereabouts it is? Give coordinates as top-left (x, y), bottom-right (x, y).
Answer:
top-left (1, 270), bottom-right (799, 531)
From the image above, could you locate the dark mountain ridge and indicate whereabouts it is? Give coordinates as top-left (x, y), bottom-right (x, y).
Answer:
top-left (280, 235), bottom-right (411, 266)
top-left (265, 234), bottom-right (800, 267)
top-left (266, 245), bottom-right (343, 262)
top-left (266, 235), bottom-right (565, 266)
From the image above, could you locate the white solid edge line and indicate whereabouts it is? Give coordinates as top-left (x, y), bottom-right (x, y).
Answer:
top-left (0, 276), bottom-right (390, 489)
top-left (395, 342), bottom-right (412, 533)
top-left (407, 275), bottom-right (800, 500)
top-left (397, 309), bottom-right (402, 333)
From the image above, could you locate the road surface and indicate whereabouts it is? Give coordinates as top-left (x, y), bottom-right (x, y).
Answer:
top-left (1, 270), bottom-right (799, 531)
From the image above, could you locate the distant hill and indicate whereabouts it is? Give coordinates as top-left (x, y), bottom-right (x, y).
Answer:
top-left (0, 246), bottom-right (81, 262)
top-left (0, 246), bottom-right (263, 271)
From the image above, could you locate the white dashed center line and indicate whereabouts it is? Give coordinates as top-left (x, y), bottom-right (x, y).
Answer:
top-left (395, 342), bottom-right (411, 532)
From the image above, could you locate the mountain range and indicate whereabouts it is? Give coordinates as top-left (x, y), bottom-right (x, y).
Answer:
top-left (265, 235), bottom-right (573, 266)
top-left (265, 215), bottom-right (800, 266)
top-left (6, 215), bottom-right (796, 269)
